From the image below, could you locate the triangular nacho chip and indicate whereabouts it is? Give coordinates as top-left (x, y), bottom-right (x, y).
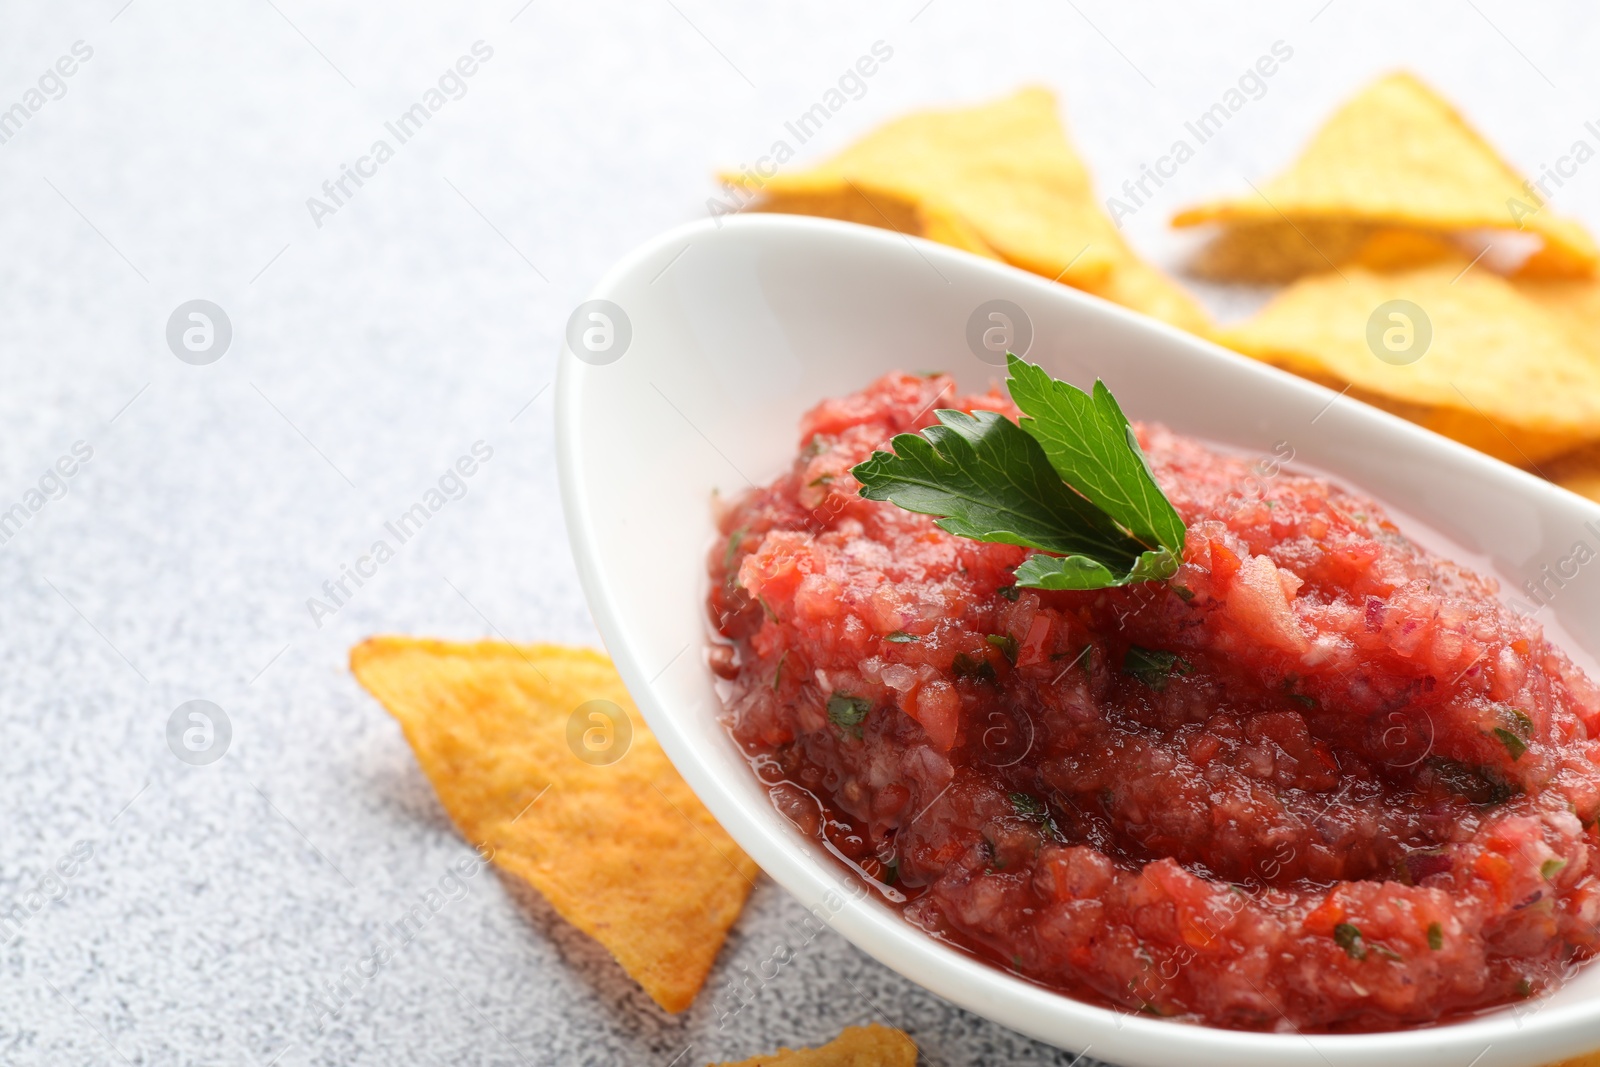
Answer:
top-left (1545, 444), bottom-right (1600, 504)
top-left (1081, 245), bottom-right (1213, 334)
top-left (722, 88), bottom-right (1209, 334)
top-left (1522, 275), bottom-right (1600, 495)
top-left (1187, 219), bottom-right (1462, 283)
top-left (735, 187), bottom-right (1004, 262)
top-left (711, 1024), bottom-right (917, 1067)
top-left (725, 88), bottom-right (1118, 288)
top-left (1217, 259), bottom-right (1600, 464)
top-left (1175, 72), bottom-right (1598, 279)
top-left (350, 637), bottom-right (758, 1013)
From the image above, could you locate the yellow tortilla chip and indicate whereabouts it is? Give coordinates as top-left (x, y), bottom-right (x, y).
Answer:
top-left (1352, 228), bottom-right (1463, 272)
top-left (1175, 72), bottom-right (1598, 278)
top-left (350, 637), bottom-right (758, 1013)
top-left (1187, 220), bottom-right (1464, 283)
top-left (1217, 259), bottom-right (1600, 464)
top-left (914, 201), bottom-right (1003, 261)
top-left (747, 187), bottom-right (1002, 262)
top-left (1548, 1053), bottom-right (1600, 1067)
top-left (744, 186), bottom-right (924, 240)
top-left (710, 1024), bottom-right (917, 1067)
top-left (1519, 272), bottom-right (1600, 335)
top-left (1544, 444), bottom-right (1600, 504)
top-left (724, 88), bottom-right (1209, 334)
top-left (1082, 244), bottom-right (1213, 335)
top-left (1187, 220), bottom-right (1387, 283)
top-left (726, 88), bottom-right (1117, 287)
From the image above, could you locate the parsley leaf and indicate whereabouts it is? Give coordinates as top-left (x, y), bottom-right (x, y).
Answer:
top-left (827, 692), bottom-right (872, 740)
top-left (723, 526), bottom-right (746, 571)
top-left (851, 357), bottom-right (1186, 591)
top-left (852, 408), bottom-right (1146, 568)
top-left (1508, 708), bottom-right (1535, 737)
top-left (1426, 757), bottom-right (1519, 807)
top-left (952, 652), bottom-right (997, 681)
top-left (1333, 922), bottom-right (1367, 960)
top-left (1492, 726), bottom-right (1528, 761)
top-left (827, 692), bottom-right (870, 727)
top-left (1008, 792), bottom-right (1064, 842)
top-left (1006, 354), bottom-right (1185, 553)
top-left (986, 633), bottom-right (1019, 664)
top-left (1015, 545), bottom-right (1179, 591)
top-left (1008, 792), bottom-right (1046, 816)
top-left (1123, 646), bottom-right (1190, 691)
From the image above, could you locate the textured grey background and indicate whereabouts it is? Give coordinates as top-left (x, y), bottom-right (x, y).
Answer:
top-left (1, 1), bottom-right (1597, 1064)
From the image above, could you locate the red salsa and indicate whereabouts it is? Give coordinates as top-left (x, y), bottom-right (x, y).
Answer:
top-left (707, 371), bottom-right (1600, 1032)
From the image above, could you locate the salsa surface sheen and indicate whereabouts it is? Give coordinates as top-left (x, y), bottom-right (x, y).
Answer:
top-left (706, 371), bottom-right (1600, 1032)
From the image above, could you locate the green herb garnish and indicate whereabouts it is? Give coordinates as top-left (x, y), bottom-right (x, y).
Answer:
top-left (952, 652), bottom-right (997, 681)
top-left (1427, 757), bottom-right (1518, 807)
top-left (1333, 922), bottom-right (1366, 960)
top-left (723, 526), bottom-right (746, 571)
top-left (1009, 792), bottom-right (1066, 843)
top-left (772, 650), bottom-right (786, 692)
top-left (884, 630), bottom-right (919, 643)
top-left (986, 633), bottom-right (1019, 665)
top-left (851, 354), bottom-right (1186, 591)
top-left (1492, 727), bottom-right (1528, 761)
top-left (1427, 921), bottom-right (1443, 950)
top-left (827, 692), bottom-right (871, 740)
top-left (1123, 646), bottom-right (1188, 691)
top-left (1283, 676), bottom-right (1319, 710)
top-left (1053, 645), bottom-right (1093, 672)
top-left (997, 584), bottom-right (1021, 601)
top-left (1009, 792), bottom-right (1046, 816)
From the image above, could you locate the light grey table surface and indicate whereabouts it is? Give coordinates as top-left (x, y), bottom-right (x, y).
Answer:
top-left (3, 2), bottom-right (1598, 1064)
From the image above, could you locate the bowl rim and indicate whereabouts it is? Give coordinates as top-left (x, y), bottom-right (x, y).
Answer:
top-left (556, 212), bottom-right (1600, 1066)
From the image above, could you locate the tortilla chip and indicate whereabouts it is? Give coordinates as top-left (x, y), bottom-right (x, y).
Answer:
top-left (1187, 219), bottom-right (1467, 284)
top-left (1082, 245), bottom-right (1214, 334)
top-left (1352, 228), bottom-right (1463, 272)
top-left (748, 187), bottom-right (1003, 262)
top-left (726, 88), bottom-right (1116, 287)
top-left (1518, 272), bottom-right (1600, 335)
top-left (1187, 219), bottom-right (1386, 283)
top-left (1217, 259), bottom-right (1600, 464)
top-left (725, 88), bottom-right (1209, 334)
top-left (350, 637), bottom-right (758, 1013)
top-left (915, 201), bottom-right (1003, 261)
top-left (746, 186), bottom-right (925, 239)
top-left (1544, 444), bottom-right (1600, 504)
top-left (1548, 1053), bottom-right (1600, 1067)
top-left (1175, 72), bottom-right (1598, 279)
top-left (710, 1024), bottom-right (917, 1067)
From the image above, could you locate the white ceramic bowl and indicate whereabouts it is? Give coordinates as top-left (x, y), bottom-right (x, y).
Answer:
top-left (557, 213), bottom-right (1600, 1067)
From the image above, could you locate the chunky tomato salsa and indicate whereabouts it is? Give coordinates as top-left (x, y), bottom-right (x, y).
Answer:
top-left (706, 371), bottom-right (1600, 1031)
